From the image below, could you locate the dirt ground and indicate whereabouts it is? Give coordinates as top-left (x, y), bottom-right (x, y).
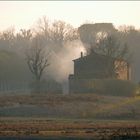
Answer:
top-left (0, 118), bottom-right (140, 139)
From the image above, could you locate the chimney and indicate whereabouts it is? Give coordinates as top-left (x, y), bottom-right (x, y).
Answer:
top-left (81, 52), bottom-right (83, 58)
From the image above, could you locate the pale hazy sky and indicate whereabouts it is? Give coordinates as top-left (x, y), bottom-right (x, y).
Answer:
top-left (0, 1), bottom-right (140, 31)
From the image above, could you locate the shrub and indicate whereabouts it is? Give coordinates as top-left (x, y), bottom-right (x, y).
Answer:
top-left (30, 79), bottom-right (62, 94)
top-left (93, 79), bottom-right (136, 96)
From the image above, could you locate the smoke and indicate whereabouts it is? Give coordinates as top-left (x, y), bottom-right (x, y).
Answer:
top-left (44, 40), bottom-right (86, 93)
top-left (46, 40), bottom-right (86, 82)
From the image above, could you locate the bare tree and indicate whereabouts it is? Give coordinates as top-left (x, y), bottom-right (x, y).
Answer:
top-left (14, 29), bottom-right (32, 54)
top-left (26, 36), bottom-right (49, 82)
top-left (90, 33), bottom-right (130, 78)
top-left (36, 17), bottom-right (78, 42)
top-left (51, 20), bottom-right (78, 42)
top-left (35, 17), bottom-right (79, 53)
top-left (0, 27), bottom-right (15, 50)
top-left (18, 29), bottom-right (32, 41)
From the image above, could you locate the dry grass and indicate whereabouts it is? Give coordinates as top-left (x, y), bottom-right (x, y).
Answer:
top-left (0, 93), bottom-right (140, 119)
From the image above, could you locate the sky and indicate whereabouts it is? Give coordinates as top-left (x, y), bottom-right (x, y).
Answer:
top-left (0, 1), bottom-right (140, 31)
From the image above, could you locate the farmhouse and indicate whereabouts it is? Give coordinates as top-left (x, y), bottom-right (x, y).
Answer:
top-left (69, 52), bottom-right (131, 94)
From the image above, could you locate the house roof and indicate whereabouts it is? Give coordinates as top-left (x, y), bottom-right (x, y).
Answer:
top-left (73, 52), bottom-right (109, 62)
top-left (73, 51), bottom-right (128, 64)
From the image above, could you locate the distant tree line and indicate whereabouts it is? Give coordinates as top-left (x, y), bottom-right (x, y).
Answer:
top-left (0, 17), bottom-right (78, 93)
top-left (0, 17), bottom-right (140, 93)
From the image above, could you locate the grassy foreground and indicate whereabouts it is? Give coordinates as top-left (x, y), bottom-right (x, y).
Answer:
top-left (0, 94), bottom-right (140, 139)
top-left (0, 93), bottom-right (140, 119)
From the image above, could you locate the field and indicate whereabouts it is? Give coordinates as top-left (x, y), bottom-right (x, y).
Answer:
top-left (0, 93), bottom-right (140, 119)
top-left (0, 118), bottom-right (140, 139)
top-left (0, 93), bottom-right (140, 139)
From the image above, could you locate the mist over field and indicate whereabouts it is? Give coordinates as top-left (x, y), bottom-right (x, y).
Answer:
top-left (1, 2), bottom-right (140, 140)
